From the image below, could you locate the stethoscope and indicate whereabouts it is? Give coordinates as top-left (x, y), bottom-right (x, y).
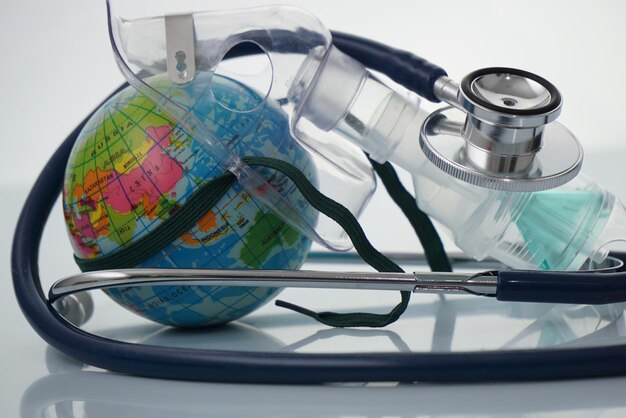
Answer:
top-left (12, 22), bottom-right (626, 383)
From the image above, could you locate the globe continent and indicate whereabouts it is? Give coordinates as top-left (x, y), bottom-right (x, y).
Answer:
top-left (63, 74), bottom-right (315, 327)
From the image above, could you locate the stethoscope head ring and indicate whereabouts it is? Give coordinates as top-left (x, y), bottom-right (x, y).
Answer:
top-left (422, 67), bottom-right (583, 192)
top-left (459, 67), bottom-right (562, 129)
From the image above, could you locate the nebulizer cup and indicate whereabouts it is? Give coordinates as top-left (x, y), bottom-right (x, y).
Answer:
top-left (388, 122), bottom-right (620, 270)
top-left (291, 44), bottom-right (626, 271)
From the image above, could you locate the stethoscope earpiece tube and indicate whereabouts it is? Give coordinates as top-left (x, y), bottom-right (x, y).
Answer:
top-left (332, 31), bottom-right (447, 103)
top-left (497, 269), bottom-right (626, 305)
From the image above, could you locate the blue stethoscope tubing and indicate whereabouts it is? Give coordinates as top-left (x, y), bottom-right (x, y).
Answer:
top-left (11, 32), bottom-right (626, 383)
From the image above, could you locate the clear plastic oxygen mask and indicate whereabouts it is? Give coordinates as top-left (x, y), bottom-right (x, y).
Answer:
top-left (108, 0), bottom-right (624, 271)
top-left (106, 0), bottom-right (422, 251)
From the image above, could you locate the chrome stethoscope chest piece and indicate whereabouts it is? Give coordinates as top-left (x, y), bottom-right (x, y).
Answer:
top-left (421, 67), bottom-right (583, 192)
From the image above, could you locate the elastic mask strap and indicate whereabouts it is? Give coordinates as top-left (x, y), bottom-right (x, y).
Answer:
top-left (74, 174), bottom-right (234, 272)
top-left (75, 156), bottom-right (446, 328)
top-left (367, 158), bottom-right (452, 273)
top-left (242, 157), bottom-right (408, 328)
top-left (262, 157), bottom-right (451, 327)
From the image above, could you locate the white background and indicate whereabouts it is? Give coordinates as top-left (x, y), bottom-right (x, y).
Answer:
top-left (3, 0), bottom-right (626, 252)
top-left (3, 1), bottom-right (626, 417)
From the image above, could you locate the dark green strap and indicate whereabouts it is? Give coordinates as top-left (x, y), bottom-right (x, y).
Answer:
top-left (368, 158), bottom-right (452, 273)
top-left (74, 174), bottom-right (235, 272)
top-left (242, 157), bottom-right (403, 274)
top-left (75, 156), bottom-right (410, 327)
top-left (242, 156), bottom-right (409, 328)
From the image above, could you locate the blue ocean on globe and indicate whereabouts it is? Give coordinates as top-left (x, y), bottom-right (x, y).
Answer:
top-left (63, 73), bottom-right (316, 327)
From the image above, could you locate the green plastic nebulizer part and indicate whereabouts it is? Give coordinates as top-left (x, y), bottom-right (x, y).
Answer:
top-left (515, 189), bottom-right (611, 270)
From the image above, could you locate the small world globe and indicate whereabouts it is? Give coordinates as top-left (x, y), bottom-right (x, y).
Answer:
top-left (63, 74), bottom-right (316, 327)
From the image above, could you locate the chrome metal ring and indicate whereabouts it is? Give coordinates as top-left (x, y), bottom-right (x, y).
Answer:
top-left (419, 107), bottom-right (583, 192)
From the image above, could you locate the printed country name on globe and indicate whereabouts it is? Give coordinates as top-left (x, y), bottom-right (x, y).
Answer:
top-left (84, 172), bottom-right (116, 195)
top-left (87, 121), bottom-right (189, 171)
top-left (142, 286), bottom-right (193, 311)
top-left (74, 126), bottom-right (183, 213)
top-left (197, 223), bottom-right (230, 244)
top-left (261, 221), bottom-right (294, 246)
top-left (88, 120), bottom-right (133, 157)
